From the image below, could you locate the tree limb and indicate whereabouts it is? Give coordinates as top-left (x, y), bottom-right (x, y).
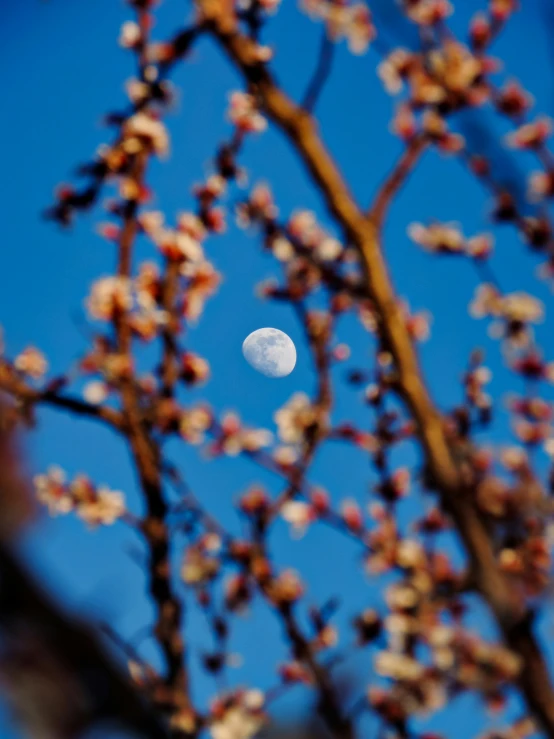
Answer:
top-left (0, 359), bottom-right (124, 430)
top-left (368, 134), bottom-right (428, 229)
top-left (112, 148), bottom-right (192, 724)
top-left (195, 3), bottom-right (554, 734)
top-left (302, 31), bottom-right (335, 113)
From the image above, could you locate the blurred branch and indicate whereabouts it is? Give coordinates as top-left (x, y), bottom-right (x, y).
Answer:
top-left (0, 544), bottom-right (170, 739)
top-left (368, 134), bottom-right (428, 229)
top-left (302, 31), bottom-right (335, 113)
top-left (112, 150), bottom-right (193, 722)
top-left (0, 359), bottom-right (124, 430)
top-left (0, 409), bottom-right (169, 739)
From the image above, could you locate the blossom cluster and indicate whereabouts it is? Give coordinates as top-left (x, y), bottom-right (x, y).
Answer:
top-left (34, 466), bottom-right (125, 526)
top-left (13, 346), bottom-right (49, 380)
top-left (408, 222), bottom-right (493, 259)
top-left (300, 0), bottom-right (375, 55)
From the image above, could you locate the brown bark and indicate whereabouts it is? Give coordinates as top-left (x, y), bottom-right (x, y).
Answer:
top-left (113, 153), bottom-right (192, 721)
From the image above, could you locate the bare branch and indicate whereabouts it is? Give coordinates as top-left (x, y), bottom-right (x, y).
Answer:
top-left (302, 31), bottom-right (335, 113)
top-left (368, 134), bottom-right (428, 229)
top-left (0, 359), bottom-right (124, 430)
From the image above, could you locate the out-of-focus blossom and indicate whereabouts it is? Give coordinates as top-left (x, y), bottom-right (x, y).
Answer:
top-left (182, 545), bottom-right (219, 586)
top-left (239, 485), bottom-right (269, 516)
top-left (422, 110), bottom-right (465, 153)
top-left (227, 92), bottom-right (267, 133)
top-left (236, 183), bottom-right (278, 229)
top-left (14, 347), bottom-right (48, 379)
top-left (123, 112), bottom-right (170, 157)
top-left (428, 41), bottom-right (483, 95)
top-left (469, 13), bottom-right (492, 50)
top-left (506, 117), bottom-right (552, 150)
top-left (301, 0), bottom-right (375, 55)
top-left (402, 0), bottom-right (453, 26)
top-left (210, 413), bottom-right (273, 457)
top-left (75, 484), bottom-right (126, 526)
top-left (287, 210), bottom-right (343, 262)
top-left (340, 498), bottom-right (364, 532)
top-left (179, 404), bottom-right (213, 445)
top-left (34, 466), bottom-right (72, 515)
top-left (278, 661), bottom-right (312, 684)
top-left (181, 260), bottom-right (222, 323)
top-left (496, 80), bottom-right (533, 117)
top-left (87, 276), bottom-right (133, 321)
top-left (401, 302), bottom-right (432, 342)
top-left (154, 228), bottom-right (204, 263)
top-left (467, 234), bottom-right (494, 260)
top-left (180, 352), bottom-right (210, 386)
top-left (34, 469), bottom-right (125, 526)
top-left (281, 500), bottom-right (315, 537)
top-left (378, 49), bottom-right (413, 94)
top-left (274, 393), bottom-right (321, 444)
top-left (490, 0), bottom-right (519, 22)
top-left (210, 689), bottom-right (266, 739)
top-left (528, 171), bottom-right (554, 201)
top-left (470, 285), bottom-right (544, 337)
top-left (375, 650), bottom-right (425, 681)
top-left (408, 222), bottom-right (465, 254)
top-left (83, 380), bottom-right (109, 405)
top-left (391, 103), bottom-right (417, 140)
top-left (266, 569), bottom-right (304, 605)
top-left (119, 21), bottom-right (142, 49)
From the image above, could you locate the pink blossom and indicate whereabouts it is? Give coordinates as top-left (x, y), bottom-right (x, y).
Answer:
top-left (281, 500), bottom-right (315, 537)
top-left (76, 485), bottom-right (125, 526)
top-left (123, 112), bottom-right (169, 157)
top-left (14, 346), bottom-right (48, 379)
top-left (34, 467), bottom-right (72, 515)
top-left (86, 277), bottom-right (132, 321)
top-left (83, 380), bottom-right (109, 405)
top-left (118, 21), bottom-right (142, 49)
top-left (506, 117), bottom-right (552, 150)
top-left (227, 92), bottom-right (267, 134)
top-left (340, 498), bottom-right (363, 532)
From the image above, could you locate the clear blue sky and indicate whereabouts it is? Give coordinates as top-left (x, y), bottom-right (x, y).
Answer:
top-left (2, 0), bottom-right (554, 737)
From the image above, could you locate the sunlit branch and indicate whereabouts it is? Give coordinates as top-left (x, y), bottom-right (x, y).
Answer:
top-left (368, 134), bottom-right (428, 229)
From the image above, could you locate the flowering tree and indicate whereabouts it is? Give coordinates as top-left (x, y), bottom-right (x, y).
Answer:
top-left (3, 0), bottom-right (554, 738)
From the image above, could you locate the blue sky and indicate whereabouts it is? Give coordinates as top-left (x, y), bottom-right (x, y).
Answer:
top-left (2, 0), bottom-right (554, 737)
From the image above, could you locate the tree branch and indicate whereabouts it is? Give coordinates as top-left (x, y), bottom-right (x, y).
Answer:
top-left (195, 3), bottom-right (554, 734)
top-left (0, 359), bottom-right (124, 429)
top-left (302, 31), bottom-right (335, 113)
top-left (368, 134), bottom-right (428, 229)
top-left (112, 148), bottom-right (192, 724)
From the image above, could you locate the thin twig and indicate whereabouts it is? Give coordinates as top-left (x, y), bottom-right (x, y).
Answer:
top-left (368, 134), bottom-right (428, 229)
top-left (302, 31), bottom-right (335, 113)
top-left (0, 359), bottom-right (124, 429)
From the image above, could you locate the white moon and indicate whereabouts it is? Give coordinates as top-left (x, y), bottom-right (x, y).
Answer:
top-left (242, 328), bottom-right (296, 378)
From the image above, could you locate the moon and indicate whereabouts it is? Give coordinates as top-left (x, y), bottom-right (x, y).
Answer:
top-left (242, 328), bottom-right (296, 378)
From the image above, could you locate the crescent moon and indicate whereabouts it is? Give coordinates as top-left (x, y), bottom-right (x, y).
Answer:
top-left (242, 328), bottom-right (296, 378)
